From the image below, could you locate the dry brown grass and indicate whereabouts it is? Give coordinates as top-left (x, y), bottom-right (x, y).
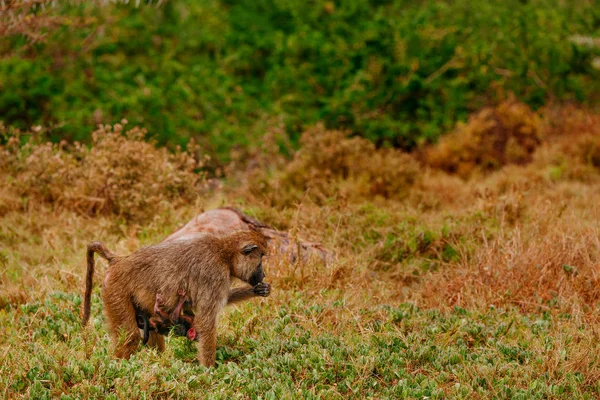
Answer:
top-left (418, 196), bottom-right (600, 314)
top-left (219, 104), bottom-right (600, 319)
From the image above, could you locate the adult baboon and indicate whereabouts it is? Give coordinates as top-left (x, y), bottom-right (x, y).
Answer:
top-left (165, 207), bottom-right (333, 264)
top-left (82, 230), bottom-right (271, 367)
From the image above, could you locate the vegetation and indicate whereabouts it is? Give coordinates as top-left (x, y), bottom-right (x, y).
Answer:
top-left (1, 0), bottom-right (599, 157)
top-left (1, 123), bottom-right (205, 222)
top-left (3, 104), bottom-right (600, 398)
top-left (2, 1), bottom-right (600, 398)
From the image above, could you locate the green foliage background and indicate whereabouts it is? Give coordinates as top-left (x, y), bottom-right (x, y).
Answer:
top-left (1, 0), bottom-right (599, 157)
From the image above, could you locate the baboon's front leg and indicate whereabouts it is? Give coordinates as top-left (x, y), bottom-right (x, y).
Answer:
top-left (194, 322), bottom-right (217, 367)
top-left (227, 282), bottom-right (271, 305)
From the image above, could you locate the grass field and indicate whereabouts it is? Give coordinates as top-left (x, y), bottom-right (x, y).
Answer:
top-left (2, 102), bottom-right (600, 398)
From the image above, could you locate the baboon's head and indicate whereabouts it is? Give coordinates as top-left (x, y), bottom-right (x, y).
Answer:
top-left (227, 230), bottom-right (268, 286)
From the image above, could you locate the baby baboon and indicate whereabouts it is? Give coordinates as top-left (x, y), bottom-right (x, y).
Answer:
top-left (82, 230), bottom-right (271, 367)
top-left (145, 290), bottom-right (197, 344)
top-left (136, 289), bottom-right (196, 343)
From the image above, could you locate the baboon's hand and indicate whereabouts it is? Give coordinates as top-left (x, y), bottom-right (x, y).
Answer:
top-left (252, 282), bottom-right (271, 297)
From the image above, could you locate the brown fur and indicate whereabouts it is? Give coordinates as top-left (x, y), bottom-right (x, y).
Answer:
top-left (82, 230), bottom-right (270, 367)
top-left (164, 207), bottom-right (333, 264)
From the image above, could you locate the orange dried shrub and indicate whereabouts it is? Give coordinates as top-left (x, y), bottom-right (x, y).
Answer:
top-left (529, 106), bottom-right (600, 182)
top-left (425, 99), bottom-right (541, 178)
top-left (277, 125), bottom-right (421, 204)
top-left (1, 124), bottom-right (205, 222)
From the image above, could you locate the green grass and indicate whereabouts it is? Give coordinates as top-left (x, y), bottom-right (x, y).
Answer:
top-left (1, 290), bottom-right (598, 398)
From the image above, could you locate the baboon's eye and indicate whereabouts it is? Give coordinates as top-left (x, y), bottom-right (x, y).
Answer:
top-left (242, 244), bottom-right (258, 255)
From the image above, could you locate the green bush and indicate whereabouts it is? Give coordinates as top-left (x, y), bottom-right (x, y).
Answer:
top-left (1, 0), bottom-right (599, 158)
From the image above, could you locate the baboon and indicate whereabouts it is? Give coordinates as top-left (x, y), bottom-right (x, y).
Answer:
top-left (164, 207), bottom-right (333, 265)
top-left (82, 230), bottom-right (271, 367)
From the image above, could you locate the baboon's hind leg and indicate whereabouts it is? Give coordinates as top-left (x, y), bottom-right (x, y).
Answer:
top-left (102, 285), bottom-right (142, 359)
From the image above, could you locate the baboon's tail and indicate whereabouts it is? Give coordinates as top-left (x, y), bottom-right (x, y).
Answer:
top-left (82, 242), bottom-right (116, 326)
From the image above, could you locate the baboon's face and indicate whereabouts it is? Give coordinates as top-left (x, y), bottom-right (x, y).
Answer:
top-left (232, 232), bottom-right (268, 286)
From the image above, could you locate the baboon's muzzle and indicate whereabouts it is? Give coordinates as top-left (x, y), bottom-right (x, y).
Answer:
top-left (249, 262), bottom-right (265, 286)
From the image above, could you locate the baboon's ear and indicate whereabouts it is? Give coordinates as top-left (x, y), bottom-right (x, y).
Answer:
top-left (242, 244), bottom-right (258, 255)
